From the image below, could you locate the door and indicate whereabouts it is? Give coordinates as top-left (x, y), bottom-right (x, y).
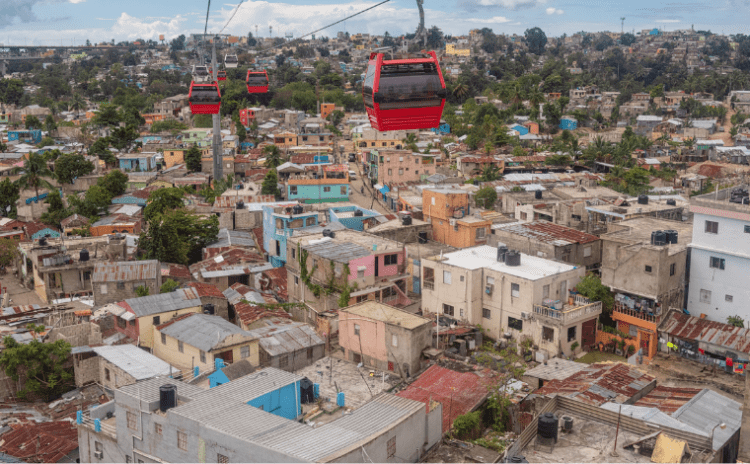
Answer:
top-left (581, 319), bottom-right (596, 348)
top-left (216, 350), bottom-right (233, 364)
top-left (375, 256), bottom-right (379, 277)
top-left (413, 277), bottom-right (420, 294)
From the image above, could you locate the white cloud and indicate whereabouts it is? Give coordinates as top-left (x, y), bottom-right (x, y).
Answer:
top-left (111, 12), bottom-right (187, 41)
top-left (69, 0), bottom-right (86, 3)
top-left (546, 7), bottom-right (564, 14)
top-left (474, 0), bottom-right (539, 9)
top-left (655, 19), bottom-right (680, 23)
top-left (468, 16), bottom-right (513, 24)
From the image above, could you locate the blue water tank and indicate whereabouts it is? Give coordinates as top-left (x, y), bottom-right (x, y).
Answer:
top-left (194, 366), bottom-right (200, 378)
top-left (94, 419), bottom-right (101, 432)
top-left (314, 383), bottom-right (320, 398)
top-left (76, 410), bottom-right (82, 424)
top-left (337, 391), bottom-right (345, 407)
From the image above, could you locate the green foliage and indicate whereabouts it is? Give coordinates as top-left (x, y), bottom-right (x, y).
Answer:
top-left (262, 145), bottom-right (283, 169)
top-left (160, 279), bottom-right (181, 294)
top-left (37, 136), bottom-right (55, 149)
top-left (544, 154), bottom-right (572, 166)
top-left (135, 285), bottom-right (150, 297)
top-left (261, 169), bottom-right (281, 197)
top-left (13, 153), bottom-right (56, 203)
top-left (40, 190), bottom-right (71, 227)
top-left (92, 103), bottom-right (121, 126)
top-left (24, 115), bottom-right (42, 130)
top-left (0, 178), bottom-right (19, 219)
top-left (620, 33), bottom-right (636, 46)
top-left (139, 209), bottom-right (219, 265)
top-left (475, 186), bottom-right (498, 209)
top-left (0, 238), bottom-right (19, 267)
top-left (627, 344), bottom-right (636, 356)
top-left (0, 79), bottom-right (25, 106)
top-left (150, 120), bottom-right (188, 134)
top-left (185, 146), bottom-right (202, 172)
top-left (97, 170), bottom-right (128, 197)
top-left (0, 336), bottom-right (74, 401)
top-left (482, 393), bottom-right (512, 433)
top-left (727, 315), bottom-right (745, 328)
top-left (68, 185), bottom-right (111, 219)
top-left (144, 188), bottom-right (185, 222)
top-left (54, 154), bottom-right (94, 184)
top-left (524, 27), bottom-right (547, 55)
top-left (453, 411), bottom-right (482, 439)
top-left (571, 341), bottom-right (580, 352)
top-left (575, 274), bottom-right (614, 326)
top-left (478, 165), bottom-right (501, 182)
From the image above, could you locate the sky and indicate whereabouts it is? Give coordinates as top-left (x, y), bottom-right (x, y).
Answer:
top-left (0, 0), bottom-right (748, 46)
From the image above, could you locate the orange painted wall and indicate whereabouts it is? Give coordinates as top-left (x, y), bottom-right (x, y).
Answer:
top-left (321, 103), bottom-right (336, 121)
top-left (90, 223), bottom-right (141, 237)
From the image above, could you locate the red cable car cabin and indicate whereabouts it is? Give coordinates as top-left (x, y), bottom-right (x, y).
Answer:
top-left (217, 70), bottom-right (227, 81)
top-left (188, 81), bottom-right (221, 115)
top-left (363, 51), bottom-right (446, 131)
top-left (246, 70), bottom-right (269, 93)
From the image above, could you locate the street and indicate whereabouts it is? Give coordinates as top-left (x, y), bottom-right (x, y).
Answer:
top-left (347, 161), bottom-right (390, 215)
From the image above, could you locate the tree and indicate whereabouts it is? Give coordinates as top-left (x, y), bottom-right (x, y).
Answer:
top-left (275, 54), bottom-right (286, 67)
top-left (68, 185), bottom-right (112, 219)
top-left (135, 285), bottom-right (150, 297)
top-left (261, 169), bottom-right (281, 197)
top-left (44, 114), bottom-right (57, 133)
top-left (475, 187), bottom-right (497, 209)
top-left (246, 32), bottom-right (257, 47)
top-left (70, 93), bottom-right (86, 120)
top-left (728, 315), bottom-right (745, 328)
top-left (524, 27), bottom-right (547, 55)
top-left (40, 190), bottom-right (70, 227)
top-left (235, 119), bottom-right (247, 143)
top-left (54, 154), bottom-right (94, 184)
top-left (24, 115), bottom-right (41, 130)
top-left (139, 209), bottom-right (219, 265)
top-left (185, 146), bottom-right (202, 172)
top-left (160, 279), bottom-right (181, 294)
top-left (426, 26), bottom-right (444, 49)
top-left (110, 125), bottom-right (139, 150)
top-left (575, 274), bottom-right (615, 326)
top-left (620, 33), bottom-right (636, 46)
top-left (594, 34), bottom-right (614, 51)
top-left (96, 170), bottom-right (128, 197)
top-left (0, 178), bottom-right (19, 219)
top-left (262, 145), bottom-right (283, 169)
top-left (144, 188), bottom-right (185, 222)
top-left (13, 153), bottom-right (55, 217)
top-left (0, 238), bottom-right (19, 268)
top-left (0, 336), bottom-right (73, 400)
top-left (327, 110), bottom-right (345, 127)
top-left (479, 164), bottom-right (501, 182)
top-left (92, 103), bottom-right (121, 127)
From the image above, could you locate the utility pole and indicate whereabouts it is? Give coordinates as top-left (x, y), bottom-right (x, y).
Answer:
top-left (621, 17), bottom-right (625, 35)
top-left (211, 37), bottom-right (223, 183)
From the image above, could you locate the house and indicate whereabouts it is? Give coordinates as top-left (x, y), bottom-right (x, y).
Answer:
top-left (60, 214), bottom-right (90, 236)
top-left (422, 188), bottom-right (492, 248)
top-left (421, 245), bottom-right (600, 357)
top-left (116, 152), bottom-right (158, 172)
top-left (521, 357), bottom-right (587, 389)
top-left (77, 377), bottom-right (441, 463)
top-left (189, 248), bottom-right (268, 290)
top-left (600, 218), bottom-right (693, 356)
top-left (286, 164), bottom-right (350, 203)
top-left (355, 127), bottom-right (408, 150)
top-left (489, 221), bottom-right (602, 271)
top-left (92, 259), bottom-right (161, 306)
top-left (456, 155), bottom-right (505, 178)
top-left (89, 214), bottom-right (142, 236)
top-left (365, 149), bottom-right (437, 185)
top-left (207, 359), bottom-right (256, 388)
top-left (286, 230), bottom-right (411, 315)
top-left (273, 131), bottom-right (298, 147)
top-left (328, 205), bottom-right (381, 231)
top-left (339, 301), bottom-right (431, 378)
top-left (559, 117), bottom-right (578, 130)
top-left (153, 313), bottom-right (259, 374)
top-left (262, 203), bottom-right (320, 267)
top-left (7, 129), bottom-right (42, 144)
top-left (234, 301), bottom-right (294, 330)
top-left (109, 288), bottom-right (202, 349)
top-left (635, 115), bottom-right (662, 135)
top-left (183, 282), bottom-right (229, 321)
top-left (246, 322), bottom-right (325, 371)
top-left (75, 344), bottom-right (174, 390)
top-left (686, 187), bottom-right (750, 322)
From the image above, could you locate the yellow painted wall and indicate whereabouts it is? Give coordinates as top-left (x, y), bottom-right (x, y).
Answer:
top-left (445, 44), bottom-right (470, 57)
top-left (137, 306), bottom-right (202, 349)
top-left (152, 327), bottom-right (259, 372)
top-left (164, 149), bottom-right (186, 168)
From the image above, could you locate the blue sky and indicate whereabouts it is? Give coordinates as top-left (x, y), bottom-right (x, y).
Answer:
top-left (0, 0), bottom-right (747, 46)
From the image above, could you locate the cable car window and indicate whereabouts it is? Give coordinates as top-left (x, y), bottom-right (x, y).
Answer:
top-left (363, 63), bottom-right (376, 108)
top-left (376, 63), bottom-right (444, 110)
top-left (247, 75), bottom-right (268, 86)
top-left (190, 86), bottom-right (220, 103)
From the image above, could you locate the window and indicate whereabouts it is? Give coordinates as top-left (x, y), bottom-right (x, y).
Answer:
top-left (117, 282), bottom-right (125, 289)
top-left (290, 186), bottom-right (298, 195)
top-left (572, 214), bottom-right (582, 221)
top-left (460, 308), bottom-right (465, 317)
top-left (177, 431), bottom-right (187, 451)
top-left (95, 441), bottom-right (103, 452)
top-left (476, 228), bottom-right (486, 239)
top-left (117, 317), bottom-right (126, 329)
top-left (443, 304), bottom-right (454, 316)
top-left (155, 423), bottom-right (162, 435)
top-left (48, 273), bottom-right (57, 287)
top-left (567, 326), bottom-right (577, 342)
top-left (279, 354), bottom-right (288, 367)
top-left (508, 316), bottom-right (523, 331)
top-left (511, 283), bottom-right (520, 297)
top-left (307, 347), bottom-right (313, 359)
top-left (218, 454), bottom-right (229, 464)
top-left (745, 225), bottom-right (750, 234)
top-left (178, 341), bottom-right (184, 353)
top-left (460, 275), bottom-right (465, 282)
top-left (443, 271), bottom-right (452, 284)
top-left (126, 456), bottom-right (132, 463)
top-left (705, 220), bottom-right (719, 234)
top-left (487, 276), bottom-right (495, 285)
top-left (398, 168), bottom-right (404, 175)
top-left (482, 308), bottom-right (491, 319)
top-left (100, 284), bottom-right (108, 294)
top-left (127, 412), bottom-right (137, 430)
top-left (670, 263), bottom-right (676, 276)
top-left (153, 316), bottom-right (160, 326)
top-left (387, 436), bottom-right (396, 458)
top-left (129, 319), bottom-right (135, 327)
top-left (161, 333), bottom-right (166, 345)
top-left (388, 169), bottom-right (393, 176)
top-left (700, 289), bottom-right (711, 304)
top-left (542, 326), bottom-right (554, 342)
top-left (453, 222), bottom-right (458, 232)
top-left (399, 157), bottom-right (404, 162)
top-left (543, 285), bottom-right (550, 299)
top-left (294, 275), bottom-right (299, 285)
top-left (431, 197), bottom-right (435, 205)
top-left (305, 217), bottom-right (315, 226)
top-left (726, 294), bottom-right (734, 302)
top-left (199, 350), bottom-right (206, 363)
top-left (710, 257), bottom-right (725, 270)
top-left (384, 254), bottom-right (398, 265)
top-left (105, 368), bottom-right (110, 381)
top-left (415, 158), bottom-right (419, 164)
top-left (241, 346), bottom-right (250, 359)
top-left (357, 267), bottom-right (365, 278)
top-left (645, 265), bottom-right (652, 273)
top-left (291, 248), bottom-right (296, 259)
top-left (583, 246), bottom-right (592, 258)
top-left (354, 324), bottom-right (360, 336)
top-left (341, 186), bottom-right (347, 195)
top-left (392, 334), bottom-right (398, 347)
top-left (83, 271), bottom-right (91, 281)
top-left (415, 171), bottom-right (419, 175)
top-left (323, 186), bottom-right (331, 193)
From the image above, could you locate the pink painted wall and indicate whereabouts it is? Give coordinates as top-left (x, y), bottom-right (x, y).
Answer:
top-left (348, 255), bottom-right (375, 280)
top-left (338, 311), bottom-right (388, 363)
top-left (347, 250), bottom-right (405, 280)
top-left (376, 251), bottom-right (404, 277)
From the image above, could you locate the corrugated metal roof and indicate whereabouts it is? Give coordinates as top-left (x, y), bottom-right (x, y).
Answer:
top-left (302, 239), bottom-right (370, 263)
top-left (117, 376), bottom-right (204, 404)
top-left (672, 389), bottom-right (742, 450)
top-left (207, 228), bottom-right (256, 249)
top-left (494, 221), bottom-right (599, 246)
top-left (523, 357), bottom-right (588, 381)
top-left (92, 260), bottom-right (159, 283)
top-left (193, 367), bottom-right (303, 403)
top-left (92, 344), bottom-right (174, 380)
top-left (600, 403), bottom-right (705, 436)
top-left (633, 386), bottom-right (702, 414)
top-left (158, 313), bottom-right (253, 352)
top-left (661, 310), bottom-right (750, 353)
top-left (123, 288), bottom-right (201, 317)
top-left (247, 323), bottom-right (324, 357)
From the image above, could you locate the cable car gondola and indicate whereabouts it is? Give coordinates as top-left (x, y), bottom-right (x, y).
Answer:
top-left (192, 65), bottom-right (210, 82)
top-left (362, 51), bottom-right (446, 131)
top-left (225, 54), bottom-right (239, 68)
top-left (246, 70), bottom-right (269, 94)
top-left (217, 70), bottom-right (227, 81)
top-left (188, 81), bottom-right (222, 115)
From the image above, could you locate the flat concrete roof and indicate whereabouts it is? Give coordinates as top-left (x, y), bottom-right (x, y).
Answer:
top-left (600, 217), bottom-right (693, 254)
top-left (522, 357), bottom-right (588, 381)
top-left (340, 301), bottom-right (430, 330)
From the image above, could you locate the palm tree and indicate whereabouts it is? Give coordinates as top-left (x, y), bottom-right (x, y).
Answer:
top-left (528, 88), bottom-right (545, 110)
top-left (262, 145), bottom-right (283, 169)
top-left (453, 82), bottom-right (469, 101)
top-left (13, 153), bottom-right (56, 218)
top-left (683, 137), bottom-right (695, 149)
top-left (70, 93), bottom-right (86, 121)
top-left (402, 133), bottom-right (418, 151)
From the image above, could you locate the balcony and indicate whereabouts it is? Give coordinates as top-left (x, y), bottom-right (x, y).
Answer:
top-left (533, 295), bottom-right (603, 326)
top-left (613, 302), bottom-right (661, 325)
top-left (423, 280), bottom-right (434, 290)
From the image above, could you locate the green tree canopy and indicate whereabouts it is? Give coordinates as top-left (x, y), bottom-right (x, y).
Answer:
top-left (261, 169), bottom-right (281, 197)
top-left (96, 170), bottom-right (128, 197)
top-left (24, 115), bottom-right (42, 130)
top-left (262, 145), bottom-right (283, 169)
top-left (475, 186), bottom-right (497, 209)
top-left (0, 336), bottom-right (74, 400)
top-left (0, 178), bottom-right (19, 219)
top-left (185, 146), bottom-right (202, 172)
top-left (524, 27), bottom-right (547, 55)
top-left (160, 279), bottom-right (181, 293)
top-left (13, 153), bottom-right (56, 216)
top-left (54, 154), bottom-right (94, 185)
top-left (0, 238), bottom-right (19, 267)
top-left (139, 209), bottom-right (219, 265)
top-left (144, 188), bottom-right (186, 222)
top-left (575, 274), bottom-right (615, 326)
top-left (40, 190), bottom-right (71, 227)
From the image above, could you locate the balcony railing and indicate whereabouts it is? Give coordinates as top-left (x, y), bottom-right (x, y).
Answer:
top-left (423, 280), bottom-right (434, 290)
top-left (533, 299), bottom-right (603, 325)
top-left (613, 302), bottom-right (660, 324)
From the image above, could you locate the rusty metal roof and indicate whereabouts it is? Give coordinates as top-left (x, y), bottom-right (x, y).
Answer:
top-left (0, 421), bottom-right (78, 463)
top-left (660, 310), bottom-right (750, 353)
top-left (494, 221), bottom-right (599, 245)
top-left (633, 386), bottom-right (703, 414)
top-left (92, 259), bottom-right (159, 283)
top-left (535, 362), bottom-right (655, 406)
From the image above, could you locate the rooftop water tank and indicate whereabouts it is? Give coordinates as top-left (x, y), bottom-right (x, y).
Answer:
top-left (538, 412), bottom-right (558, 443)
top-left (354, 209), bottom-right (364, 217)
top-left (292, 205), bottom-right (303, 215)
top-left (402, 215), bottom-right (412, 225)
top-left (638, 194), bottom-right (649, 205)
top-left (159, 384), bottom-right (177, 413)
top-left (79, 249), bottom-right (90, 262)
top-left (497, 245), bottom-right (509, 262)
top-left (505, 250), bottom-right (521, 266)
top-left (535, 190), bottom-right (542, 200)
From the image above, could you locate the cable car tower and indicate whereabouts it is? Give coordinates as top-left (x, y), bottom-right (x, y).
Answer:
top-left (414, 0), bottom-right (426, 47)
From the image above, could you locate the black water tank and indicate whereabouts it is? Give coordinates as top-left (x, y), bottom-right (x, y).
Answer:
top-left (538, 412), bottom-right (558, 443)
top-left (159, 384), bottom-right (177, 412)
top-left (354, 209), bottom-right (364, 217)
top-left (79, 249), bottom-right (90, 262)
top-left (638, 194), bottom-right (649, 205)
top-left (562, 415), bottom-right (574, 432)
top-left (507, 456), bottom-right (529, 463)
top-left (535, 190), bottom-right (542, 200)
top-left (292, 205), bottom-right (303, 215)
top-left (236, 200), bottom-right (245, 209)
top-left (664, 230), bottom-right (678, 244)
top-left (497, 245), bottom-right (509, 262)
top-left (203, 304), bottom-right (215, 315)
top-left (666, 198), bottom-right (677, 206)
top-left (652, 230), bottom-right (667, 246)
top-left (402, 215), bottom-right (412, 225)
top-left (322, 229), bottom-right (331, 237)
top-left (505, 250), bottom-right (521, 266)
top-left (39, 237), bottom-right (47, 246)
top-left (418, 232), bottom-right (428, 244)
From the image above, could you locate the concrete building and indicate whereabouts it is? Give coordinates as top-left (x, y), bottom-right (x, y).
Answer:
top-left (422, 188), bottom-right (492, 249)
top-left (366, 150), bottom-right (437, 185)
top-left (328, 205), bottom-right (381, 231)
top-left (339, 302), bottom-right (431, 378)
top-left (262, 203), bottom-right (321, 267)
top-left (247, 322), bottom-right (325, 372)
top-left (77, 376), bottom-right (441, 463)
top-left (75, 344), bottom-right (174, 390)
top-left (286, 164), bottom-right (350, 204)
top-left (421, 245), bottom-right (600, 357)
top-left (686, 187), bottom-right (750, 322)
top-left (92, 259), bottom-right (161, 306)
top-left (489, 221), bottom-right (601, 271)
top-left (153, 313), bottom-right (259, 374)
top-left (116, 152), bottom-right (158, 172)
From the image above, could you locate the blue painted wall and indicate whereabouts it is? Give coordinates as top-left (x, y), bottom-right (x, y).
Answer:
top-left (262, 205), bottom-right (319, 267)
top-left (119, 156), bottom-right (157, 171)
top-left (208, 369), bottom-right (230, 388)
top-left (31, 228), bottom-right (61, 240)
top-left (329, 205), bottom-right (379, 231)
top-left (430, 123), bottom-right (451, 134)
top-left (287, 183), bottom-right (349, 203)
top-left (511, 124), bottom-right (529, 136)
top-left (8, 130), bottom-right (42, 144)
top-left (112, 195), bottom-right (148, 206)
top-left (559, 118), bottom-right (578, 131)
top-left (248, 381), bottom-right (302, 420)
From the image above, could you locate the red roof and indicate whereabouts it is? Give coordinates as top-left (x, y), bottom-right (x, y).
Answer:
top-left (262, 267), bottom-right (288, 301)
top-left (251, 227), bottom-right (264, 253)
top-left (189, 248), bottom-right (265, 274)
top-left (290, 153), bottom-right (316, 164)
top-left (161, 263), bottom-right (191, 279)
top-left (396, 364), bottom-right (499, 432)
top-left (235, 302), bottom-right (292, 327)
top-left (633, 386), bottom-right (702, 414)
top-left (0, 421), bottom-right (78, 463)
top-left (495, 221), bottom-right (599, 245)
top-left (23, 221), bottom-right (59, 239)
top-left (185, 282), bottom-right (227, 299)
top-left (660, 310), bottom-right (750, 353)
top-left (697, 164), bottom-right (724, 178)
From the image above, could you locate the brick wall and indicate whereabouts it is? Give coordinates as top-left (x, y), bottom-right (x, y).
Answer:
top-left (74, 356), bottom-right (100, 387)
top-left (48, 323), bottom-right (103, 347)
top-left (93, 277), bottom-right (160, 306)
top-left (100, 358), bottom-right (138, 390)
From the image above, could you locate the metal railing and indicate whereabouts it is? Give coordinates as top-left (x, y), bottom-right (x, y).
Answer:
top-left (423, 280), bottom-right (434, 290)
top-left (533, 300), bottom-right (603, 325)
top-left (613, 302), bottom-right (660, 323)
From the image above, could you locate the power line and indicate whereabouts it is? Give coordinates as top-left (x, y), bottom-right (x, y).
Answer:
top-left (219, 0), bottom-right (247, 34)
top-left (202, 0), bottom-right (212, 62)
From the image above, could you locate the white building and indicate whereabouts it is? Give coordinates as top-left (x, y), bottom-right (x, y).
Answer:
top-left (687, 187), bottom-right (750, 322)
top-left (421, 245), bottom-right (601, 357)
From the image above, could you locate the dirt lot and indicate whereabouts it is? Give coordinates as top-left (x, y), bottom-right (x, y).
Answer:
top-left (643, 353), bottom-right (745, 401)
